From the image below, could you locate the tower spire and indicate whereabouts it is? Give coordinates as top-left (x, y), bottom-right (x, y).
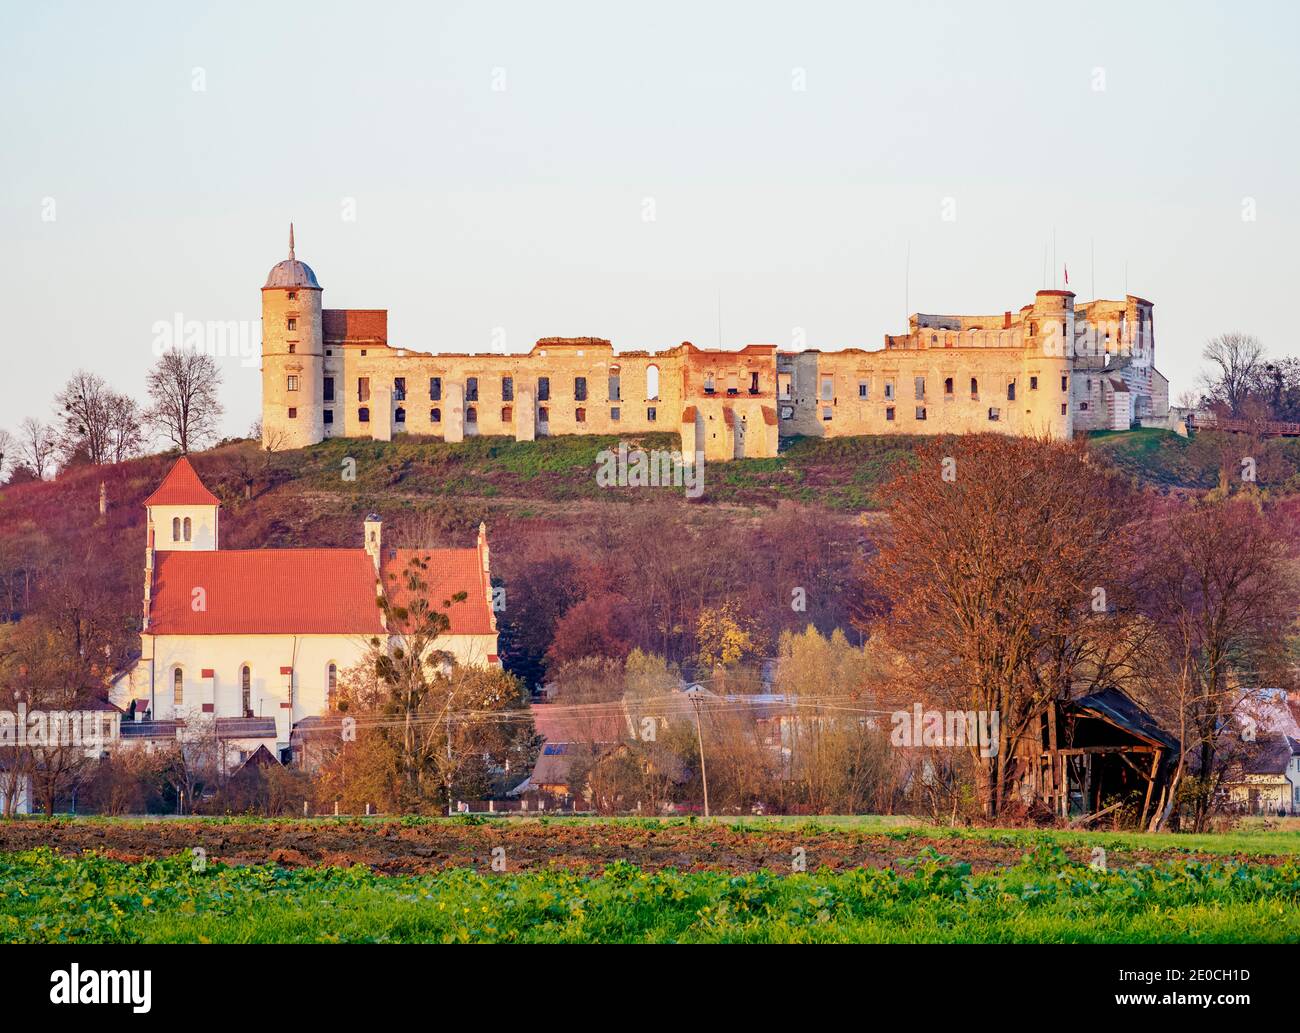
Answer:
top-left (289, 222), bottom-right (296, 261)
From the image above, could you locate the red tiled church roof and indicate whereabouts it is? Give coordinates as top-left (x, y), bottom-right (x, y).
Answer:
top-left (379, 548), bottom-right (496, 636)
top-left (145, 456), bottom-right (220, 507)
top-left (150, 549), bottom-right (385, 635)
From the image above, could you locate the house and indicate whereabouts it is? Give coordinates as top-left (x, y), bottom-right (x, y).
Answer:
top-left (1225, 735), bottom-right (1300, 815)
top-left (111, 456), bottom-right (499, 765)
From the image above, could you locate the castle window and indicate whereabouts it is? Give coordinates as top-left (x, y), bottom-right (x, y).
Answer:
top-left (750, 372), bottom-right (760, 394)
top-left (646, 366), bottom-right (660, 400)
top-left (358, 407), bottom-right (370, 422)
top-left (287, 292), bottom-right (297, 301)
top-left (288, 343), bottom-right (296, 354)
top-left (537, 377), bottom-right (550, 401)
top-left (574, 376), bottom-right (587, 402)
top-left (1030, 323), bottom-right (1038, 337)
top-left (1080, 401), bottom-right (1089, 411)
top-left (884, 380), bottom-right (895, 400)
top-left (575, 407), bottom-right (586, 423)
top-left (1061, 375), bottom-right (1068, 391)
top-left (501, 406), bottom-right (512, 423)
top-left (726, 373), bottom-right (738, 396)
top-left (241, 665), bottom-right (251, 715)
top-left (915, 406), bottom-right (927, 421)
top-left (327, 663), bottom-right (337, 709)
top-left (323, 377), bottom-right (335, 402)
top-left (610, 407), bottom-right (620, 421)
top-left (988, 407), bottom-right (1001, 421)
top-left (1007, 381), bottom-right (1016, 401)
top-left (358, 377), bottom-right (370, 403)
top-left (859, 381), bottom-right (869, 399)
top-left (943, 377), bottom-right (953, 396)
top-left (822, 407), bottom-right (832, 422)
top-left (608, 368), bottom-right (621, 402)
top-left (287, 318), bottom-right (296, 331)
top-left (703, 373), bottom-right (715, 394)
top-left (647, 407), bottom-right (656, 422)
top-left (914, 377), bottom-right (925, 400)
top-left (466, 406), bottom-right (478, 424)
top-left (501, 376), bottom-right (514, 402)
top-left (287, 407), bottom-right (297, 419)
top-left (323, 409), bottom-right (333, 425)
top-left (466, 378), bottom-right (478, 402)
top-left (1030, 376), bottom-right (1038, 391)
top-left (286, 375), bottom-right (299, 392)
top-left (820, 377), bottom-right (834, 401)
top-left (173, 667), bottom-right (183, 706)
top-left (430, 377), bottom-right (442, 401)
top-left (360, 350), bottom-right (367, 356)
top-left (393, 377), bottom-right (406, 401)
top-left (395, 407), bottom-right (406, 423)
top-left (538, 406), bottom-right (549, 423)
top-left (172, 517), bottom-right (181, 541)
top-left (885, 406), bottom-right (895, 421)
top-left (430, 408), bottom-right (441, 422)
top-left (1061, 403), bottom-right (1068, 416)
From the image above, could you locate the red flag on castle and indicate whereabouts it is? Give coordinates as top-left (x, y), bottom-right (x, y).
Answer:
top-left (1063, 264), bottom-right (1069, 285)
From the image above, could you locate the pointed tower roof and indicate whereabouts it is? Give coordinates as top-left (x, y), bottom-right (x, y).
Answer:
top-left (264, 222), bottom-right (321, 289)
top-left (144, 456), bottom-right (220, 507)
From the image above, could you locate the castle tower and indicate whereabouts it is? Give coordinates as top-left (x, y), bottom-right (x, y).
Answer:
top-left (261, 224), bottom-right (324, 450)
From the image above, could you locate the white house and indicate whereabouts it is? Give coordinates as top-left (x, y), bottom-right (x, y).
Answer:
top-left (111, 456), bottom-right (500, 767)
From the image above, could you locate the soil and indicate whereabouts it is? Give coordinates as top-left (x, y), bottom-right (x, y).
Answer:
top-left (0, 819), bottom-right (1286, 876)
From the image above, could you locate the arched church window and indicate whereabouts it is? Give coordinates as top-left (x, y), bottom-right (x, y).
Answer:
top-left (327, 663), bottom-right (338, 709)
top-left (172, 667), bottom-right (183, 705)
top-left (241, 665), bottom-right (251, 716)
top-left (172, 517), bottom-right (180, 541)
top-left (183, 517), bottom-right (192, 542)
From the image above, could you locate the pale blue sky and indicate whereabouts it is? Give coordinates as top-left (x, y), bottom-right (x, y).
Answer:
top-left (2, 0), bottom-right (1296, 439)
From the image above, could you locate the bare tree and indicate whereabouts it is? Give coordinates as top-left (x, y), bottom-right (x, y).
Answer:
top-left (0, 428), bottom-right (12, 483)
top-left (53, 370), bottom-right (143, 466)
top-left (18, 418), bottom-right (56, 480)
top-left (145, 351), bottom-right (224, 454)
top-left (1202, 333), bottom-right (1265, 417)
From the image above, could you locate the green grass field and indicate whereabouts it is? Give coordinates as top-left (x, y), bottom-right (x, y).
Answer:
top-left (4, 818), bottom-right (1300, 943)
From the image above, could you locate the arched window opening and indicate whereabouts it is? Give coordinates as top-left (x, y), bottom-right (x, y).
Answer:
top-left (327, 663), bottom-right (338, 709)
top-left (172, 517), bottom-right (180, 541)
top-left (183, 517), bottom-right (192, 542)
top-left (172, 667), bottom-right (183, 705)
top-left (646, 364), bottom-right (660, 401)
top-left (241, 665), bottom-right (251, 716)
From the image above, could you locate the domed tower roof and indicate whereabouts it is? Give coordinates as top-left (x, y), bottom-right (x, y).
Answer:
top-left (263, 223), bottom-right (321, 289)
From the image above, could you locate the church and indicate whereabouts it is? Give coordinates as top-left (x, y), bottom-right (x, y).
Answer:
top-left (109, 456), bottom-right (499, 768)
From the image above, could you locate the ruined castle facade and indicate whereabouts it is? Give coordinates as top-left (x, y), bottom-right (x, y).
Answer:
top-left (261, 230), bottom-right (1168, 460)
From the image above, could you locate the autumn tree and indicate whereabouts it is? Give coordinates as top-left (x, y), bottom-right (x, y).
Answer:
top-left (53, 370), bottom-right (144, 467)
top-left (1135, 495), bottom-right (1298, 831)
top-left (145, 350), bottom-right (225, 453)
top-left (861, 435), bottom-right (1148, 818)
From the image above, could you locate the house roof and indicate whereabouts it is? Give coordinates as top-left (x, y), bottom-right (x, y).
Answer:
top-left (144, 456), bottom-right (221, 507)
top-left (230, 744), bottom-right (282, 776)
top-left (1243, 734), bottom-right (1300, 775)
top-left (1069, 688), bottom-right (1178, 751)
top-left (379, 548), bottom-right (495, 636)
top-left (149, 549), bottom-right (385, 635)
top-left (216, 717), bottom-right (279, 740)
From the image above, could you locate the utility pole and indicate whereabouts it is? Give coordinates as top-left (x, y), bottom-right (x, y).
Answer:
top-left (686, 686), bottom-right (710, 819)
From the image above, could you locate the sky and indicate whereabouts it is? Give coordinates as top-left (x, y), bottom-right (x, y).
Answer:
top-left (2, 0), bottom-right (1297, 440)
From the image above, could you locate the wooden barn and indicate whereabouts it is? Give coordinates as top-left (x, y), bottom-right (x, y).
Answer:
top-left (1013, 688), bottom-right (1178, 827)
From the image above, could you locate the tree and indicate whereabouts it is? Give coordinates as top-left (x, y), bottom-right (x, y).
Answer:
top-left (17, 418), bottom-right (56, 481)
top-left (695, 600), bottom-right (766, 670)
top-left (145, 351), bottom-right (224, 453)
top-left (1202, 333), bottom-right (1265, 417)
top-left (0, 428), bottom-right (12, 483)
top-left (53, 371), bottom-right (143, 467)
top-left (1136, 496), bottom-right (1298, 831)
top-left (861, 435), bottom-right (1147, 819)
